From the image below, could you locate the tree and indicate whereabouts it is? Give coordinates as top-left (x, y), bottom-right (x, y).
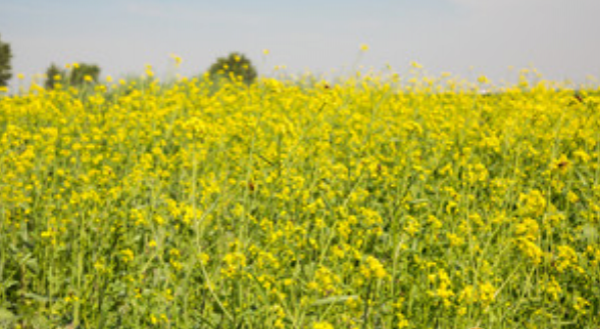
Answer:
top-left (44, 62), bottom-right (100, 89)
top-left (208, 52), bottom-right (257, 85)
top-left (69, 63), bottom-right (100, 85)
top-left (0, 34), bottom-right (12, 87)
top-left (44, 64), bottom-right (65, 90)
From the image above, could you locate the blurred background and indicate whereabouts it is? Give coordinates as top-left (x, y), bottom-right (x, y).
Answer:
top-left (1, 0), bottom-right (599, 87)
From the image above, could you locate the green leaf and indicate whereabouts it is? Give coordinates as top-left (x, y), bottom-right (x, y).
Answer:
top-left (311, 295), bottom-right (359, 307)
top-left (23, 292), bottom-right (56, 302)
top-left (408, 198), bottom-right (429, 204)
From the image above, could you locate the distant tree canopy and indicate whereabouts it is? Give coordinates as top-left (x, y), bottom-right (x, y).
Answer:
top-left (0, 34), bottom-right (12, 87)
top-left (208, 52), bottom-right (257, 85)
top-left (44, 64), bottom-right (63, 90)
top-left (45, 62), bottom-right (101, 89)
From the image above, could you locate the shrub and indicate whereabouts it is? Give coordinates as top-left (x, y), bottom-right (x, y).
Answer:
top-left (0, 33), bottom-right (12, 87)
top-left (44, 62), bottom-right (101, 89)
top-left (70, 63), bottom-right (100, 85)
top-left (208, 52), bottom-right (257, 85)
top-left (44, 64), bottom-right (65, 90)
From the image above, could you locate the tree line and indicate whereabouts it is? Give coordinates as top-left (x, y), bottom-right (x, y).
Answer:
top-left (0, 34), bottom-right (258, 89)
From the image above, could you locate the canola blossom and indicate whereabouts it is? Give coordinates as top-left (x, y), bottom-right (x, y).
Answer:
top-left (0, 73), bottom-right (599, 328)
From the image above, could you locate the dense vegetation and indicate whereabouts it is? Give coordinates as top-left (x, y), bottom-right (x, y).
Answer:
top-left (0, 72), bottom-right (599, 328)
top-left (44, 63), bottom-right (101, 90)
top-left (0, 34), bottom-right (12, 87)
top-left (207, 52), bottom-right (257, 85)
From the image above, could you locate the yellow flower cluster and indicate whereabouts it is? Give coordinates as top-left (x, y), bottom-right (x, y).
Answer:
top-left (1, 72), bottom-right (599, 328)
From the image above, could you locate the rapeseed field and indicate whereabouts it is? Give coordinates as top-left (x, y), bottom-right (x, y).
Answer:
top-left (0, 70), bottom-right (599, 328)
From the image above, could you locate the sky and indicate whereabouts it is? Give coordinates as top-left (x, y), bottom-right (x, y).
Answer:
top-left (1, 0), bottom-right (599, 87)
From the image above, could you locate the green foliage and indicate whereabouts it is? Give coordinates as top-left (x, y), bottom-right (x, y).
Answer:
top-left (0, 33), bottom-right (12, 87)
top-left (2, 76), bottom-right (600, 328)
top-left (70, 63), bottom-right (100, 85)
top-left (208, 52), bottom-right (257, 85)
top-left (44, 62), bottom-right (101, 89)
top-left (44, 64), bottom-right (64, 90)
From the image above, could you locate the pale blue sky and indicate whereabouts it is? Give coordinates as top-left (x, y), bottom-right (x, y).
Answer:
top-left (1, 0), bottom-right (599, 86)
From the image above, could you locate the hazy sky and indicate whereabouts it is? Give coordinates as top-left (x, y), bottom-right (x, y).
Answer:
top-left (1, 0), bottom-right (599, 86)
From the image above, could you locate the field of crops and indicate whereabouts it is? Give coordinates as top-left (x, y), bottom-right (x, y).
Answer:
top-left (0, 73), bottom-right (599, 328)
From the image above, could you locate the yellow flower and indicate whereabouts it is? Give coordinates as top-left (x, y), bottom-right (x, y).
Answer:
top-left (145, 64), bottom-right (155, 77)
top-left (447, 233), bottom-right (465, 247)
top-left (478, 282), bottom-right (496, 306)
top-left (552, 154), bottom-right (570, 174)
top-left (359, 44), bottom-right (369, 52)
top-left (170, 53), bottom-right (183, 66)
top-left (573, 149), bottom-right (590, 163)
top-left (199, 252), bottom-right (210, 265)
top-left (396, 313), bottom-right (409, 328)
top-left (313, 321), bottom-right (334, 329)
top-left (515, 218), bottom-right (539, 240)
top-left (542, 276), bottom-right (562, 301)
top-left (120, 249), bottom-right (134, 263)
top-left (574, 297), bottom-right (590, 314)
top-left (556, 245), bottom-right (577, 272)
top-left (411, 61), bottom-right (423, 69)
top-left (519, 190), bottom-right (546, 216)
